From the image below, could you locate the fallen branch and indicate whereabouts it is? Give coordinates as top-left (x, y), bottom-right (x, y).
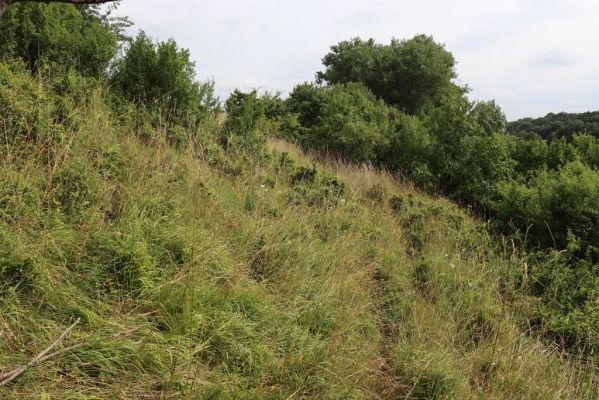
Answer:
top-left (0, 317), bottom-right (81, 387)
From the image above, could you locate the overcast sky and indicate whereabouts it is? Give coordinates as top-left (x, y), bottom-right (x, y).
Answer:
top-left (113, 0), bottom-right (599, 120)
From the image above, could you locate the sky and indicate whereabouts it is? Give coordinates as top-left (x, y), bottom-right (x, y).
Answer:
top-left (112, 0), bottom-right (599, 120)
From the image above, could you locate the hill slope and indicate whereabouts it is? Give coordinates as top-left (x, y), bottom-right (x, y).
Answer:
top-left (0, 66), bottom-right (596, 399)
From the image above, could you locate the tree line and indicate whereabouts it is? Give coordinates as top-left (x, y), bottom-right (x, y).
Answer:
top-left (508, 111), bottom-right (599, 141)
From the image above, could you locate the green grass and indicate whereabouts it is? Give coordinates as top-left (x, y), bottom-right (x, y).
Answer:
top-left (0, 69), bottom-right (597, 399)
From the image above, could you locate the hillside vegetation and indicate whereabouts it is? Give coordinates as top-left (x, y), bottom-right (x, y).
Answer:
top-left (0, 61), bottom-right (595, 399)
top-left (1, 2), bottom-right (599, 399)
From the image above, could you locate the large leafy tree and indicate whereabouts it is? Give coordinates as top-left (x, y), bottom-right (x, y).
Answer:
top-left (0, 1), bottom-right (127, 76)
top-left (317, 35), bottom-right (460, 115)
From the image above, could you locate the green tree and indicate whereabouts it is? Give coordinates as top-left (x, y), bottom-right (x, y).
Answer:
top-left (286, 82), bottom-right (328, 129)
top-left (317, 35), bottom-right (460, 114)
top-left (420, 93), bottom-right (515, 205)
top-left (470, 100), bottom-right (507, 136)
top-left (0, 2), bottom-right (126, 76)
top-left (111, 31), bottom-right (218, 127)
top-left (572, 134), bottom-right (599, 169)
top-left (380, 111), bottom-right (435, 189)
top-left (508, 111), bottom-right (599, 141)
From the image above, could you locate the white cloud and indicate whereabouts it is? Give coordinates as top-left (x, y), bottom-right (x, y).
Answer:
top-left (113, 0), bottom-right (599, 119)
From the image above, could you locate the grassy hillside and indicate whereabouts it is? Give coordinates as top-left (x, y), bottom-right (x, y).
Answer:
top-left (0, 65), bottom-right (597, 399)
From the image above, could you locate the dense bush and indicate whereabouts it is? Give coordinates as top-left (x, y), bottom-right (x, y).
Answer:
top-left (111, 31), bottom-right (218, 128)
top-left (530, 256), bottom-right (599, 353)
top-left (287, 82), bottom-right (391, 161)
top-left (0, 59), bottom-right (95, 153)
top-left (380, 112), bottom-right (434, 187)
top-left (222, 89), bottom-right (267, 150)
top-left (496, 161), bottom-right (599, 261)
top-left (572, 134), bottom-right (599, 168)
top-left (419, 94), bottom-right (506, 202)
top-left (0, 3), bottom-right (126, 77)
top-left (286, 83), bottom-right (516, 206)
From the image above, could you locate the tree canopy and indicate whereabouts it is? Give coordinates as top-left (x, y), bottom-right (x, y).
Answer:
top-left (316, 35), bottom-right (461, 115)
top-left (0, 2), bottom-right (127, 76)
top-left (508, 111), bottom-right (599, 141)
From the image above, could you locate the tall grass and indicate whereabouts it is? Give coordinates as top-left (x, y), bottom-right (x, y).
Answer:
top-left (0, 66), bottom-right (597, 398)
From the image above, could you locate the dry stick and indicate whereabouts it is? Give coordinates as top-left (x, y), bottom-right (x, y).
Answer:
top-left (0, 318), bottom-right (81, 383)
top-left (35, 343), bottom-right (85, 366)
top-left (0, 342), bottom-right (86, 382)
top-left (0, 318), bottom-right (81, 387)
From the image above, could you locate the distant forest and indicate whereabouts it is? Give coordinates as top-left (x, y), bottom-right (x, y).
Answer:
top-left (508, 111), bottom-right (599, 140)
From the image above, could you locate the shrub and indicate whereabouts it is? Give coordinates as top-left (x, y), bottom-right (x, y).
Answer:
top-left (522, 253), bottom-right (599, 355)
top-left (0, 60), bottom-right (53, 149)
top-left (291, 165), bottom-right (317, 185)
top-left (111, 31), bottom-right (218, 128)
top-left (287, 82), bottom-right (391, 162)
top-left (366, 184), bottom-right (386, 204)
top-left (0, 60), bottom-right (101, 157)
top-left (449, 133), bottom-right (515, 207)
top-left (286, 82), bottom-right (328, 129)
top-left (287, 165), bottom-right (346, 208)
top-left (0, 3), bottom-right (126, 77)
top-left (381, 111), bottom-right (436, 188)
top-left (572, 134), bottom-right (599, 169)
top-left (470, 100), bottom-right (507, 135)
top-left (223, 90), bottom-right (266, 149)
top-left (496, 161), bottom-right (599, 261)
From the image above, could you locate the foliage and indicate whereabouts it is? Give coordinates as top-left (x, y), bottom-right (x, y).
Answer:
top-left (0, 2), bottom-right (127, 77)
top-left (286, 82), bottom-right (328, 129)
top-left (111, 31), bottom-right (218, 128)
top-left (525, 253), bottom-right (599, 354)
top-left (287, 82), bottom-right (391, 161)
top-left (508, 111), bottom-right (599, 140)
top-left (379, 111), bottom-right (434, 188)
top-left (470, 100), bottom-right (508, 135)
top-left (496, 161), bottom-right (599, 261)
top-left (222, 89), bottom-right (267, 150)
top-left (0, 59), bottom-right (97, 154)
top-left (317, 35), bottom-right (461, 114)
